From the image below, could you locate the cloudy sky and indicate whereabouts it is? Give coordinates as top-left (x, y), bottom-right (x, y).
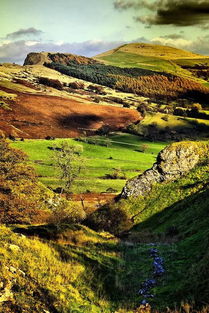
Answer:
top-left (1, 0), bottom-right (209, 64)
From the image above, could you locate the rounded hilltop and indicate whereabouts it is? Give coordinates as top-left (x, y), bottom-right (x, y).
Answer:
top-left (95, 42), bottom-right (205, 60)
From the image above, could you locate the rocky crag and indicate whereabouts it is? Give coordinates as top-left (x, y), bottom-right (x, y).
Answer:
top-left (121, 141), bottom-right (208, 198)
top-left (23, 52), bottom-right (99, 66)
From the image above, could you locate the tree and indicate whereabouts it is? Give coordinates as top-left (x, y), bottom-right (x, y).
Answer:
top-left (53, 142), bottom-right (84, 195)
top-left (137, 104), bottom-right (147, 118)
top-left (139, 143), bottom-right (149, 153)
top-left (96, 125), bottom-right (111, 136)
top-left (105, 138), bottom-right (112, 147)
top-left (191, 103), bottom-right (202, 111)
top-left (0, 140), bottom-right (50, 224)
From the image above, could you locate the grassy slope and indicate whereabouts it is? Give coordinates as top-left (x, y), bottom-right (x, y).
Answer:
top-left (95, 43), bottom-right (203, 60)
top-left (11, 134), bottom-right (167, 193)
top-left (130, 112), bottom-right (209, 138)
top-left (0, 224), bottom-right (123, 313)
top-left (96, 51), bottom-right (194, 78)
top-left (115, 142), bottom-right (209, 309)
top-left (2, 141), bottom-right (209, 312)
top-left (95, 43), bottom-right (209, 83)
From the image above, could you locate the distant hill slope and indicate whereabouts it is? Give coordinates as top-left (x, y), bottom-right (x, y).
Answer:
top-left (95, 43), bottom-right (204, 60)
top-left (0, 63), bottom-right (141, 138)
top-left (0, 86), bottom-right (140, 139)
top-left (94, 43), bottom-right (209, 80)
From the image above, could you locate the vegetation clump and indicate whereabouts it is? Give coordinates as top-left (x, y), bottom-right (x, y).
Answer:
top-left (38, 76), bottom-right (63, 90)
top-left (0, 140), bottom-right (51, 224)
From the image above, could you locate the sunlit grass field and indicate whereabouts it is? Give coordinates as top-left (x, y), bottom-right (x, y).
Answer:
top-left (12, 133), bottom-right (167, 193)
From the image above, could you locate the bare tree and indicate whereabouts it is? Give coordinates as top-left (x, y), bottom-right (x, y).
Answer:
top-left (53, 142), bottom-right (84, 196)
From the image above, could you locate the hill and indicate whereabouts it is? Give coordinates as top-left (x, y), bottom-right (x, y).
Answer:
top-left (87, 140), bottom-right (209, 311)
top-left (95, 43), bottom-right (204, 61)
top-left (0, 63), bottom-right (141, 138)
top-left (24, 52), bottom-right (99, 66)
top-left (1, 140), bottom-right (209, 312)
top-left (95, 43), bottom-right (209, 81)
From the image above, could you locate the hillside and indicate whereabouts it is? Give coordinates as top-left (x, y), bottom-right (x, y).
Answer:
top-left (0, 63), bottom-right (141, 138)
top-left (24, 52), bottom-right (99, 66)
top-left (87, 140), bottom-right (209, 310)
top-left (1, 140), bottom-right (209, 312)
top-left (1, 45), bottom-right (209, 140)
top-left (95, 43), bottom-right (204, 61)
top-left (95, 43), bottom-right (209, 81)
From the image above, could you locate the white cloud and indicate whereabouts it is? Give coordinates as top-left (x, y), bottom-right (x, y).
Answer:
top-left (150, 35), bottom-right (209, 56)
top-left (151, 37), bottom-right (193, 50)
top-left (25, 41), bottom-right (40, 46)
top-left (0, 35), bottom-right (208, 65)
top-left (0, 39), bottom-right (126, 64)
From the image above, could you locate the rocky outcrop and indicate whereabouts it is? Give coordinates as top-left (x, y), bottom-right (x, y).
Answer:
top-left (24, 52), bottom-right (99, 66)
top-left (121, 141), bottom-right (208, 198)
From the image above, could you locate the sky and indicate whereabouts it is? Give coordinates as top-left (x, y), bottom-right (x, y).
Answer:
top-left (1, 0), bottom-right (209, 64)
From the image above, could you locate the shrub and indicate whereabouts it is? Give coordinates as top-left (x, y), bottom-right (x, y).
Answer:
top-left (96, 125), bottom-right (111, 136)
top-left (68, 81), bottom-right (84, 89)
top-left (105, 168), bottom-right (126, 179)
top-left (0, 140), bottom-right (51, 224)
top-left (137, 104), bottom-right (147, 117)
top-left (86, 205), bottom-right (132, 235)
top-left (48, 198), bottom-right (86, 225)
top-left (136, 144), bottom-right (149, 153)
top-left (38, 77), bottom-right (63, 90)
top-left (88, 84), bottom-right (105, 94)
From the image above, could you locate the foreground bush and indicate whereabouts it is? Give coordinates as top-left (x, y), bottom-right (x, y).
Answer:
top-left (0, 140), bottom-right (51, 224)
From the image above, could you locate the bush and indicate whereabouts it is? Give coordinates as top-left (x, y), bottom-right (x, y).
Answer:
top-left (38, 77), bottom-right (63, 90)
top-left (0, 140), bottom-right (51, 224)
top-left (87, 84), bottom-right (105, 94)
top-left (68, 81), bottom-right (84, 89)
top-left (48, 199), bottom-right (86, 225)
top-left (86, 205), bottom-right (132, 235)
top-left (137, 104), bottom-right (147, 117)
top-left (105, 168), bottom-right (126, 179)
top-left (96, 125), bottom-right (111, 136)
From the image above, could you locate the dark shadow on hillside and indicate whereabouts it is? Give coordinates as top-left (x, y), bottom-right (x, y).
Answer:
top-left (13, 223), bottom-right (125, 303)
top-left (181, 89), bottom-right (209, 105)
top-left (58, 113), bottom-right (101, 129)
top-left (130, 188), bottom-right (209, 241)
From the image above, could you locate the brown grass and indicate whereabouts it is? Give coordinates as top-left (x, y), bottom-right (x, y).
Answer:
top-left (0, 86), bottom-right (141, 138)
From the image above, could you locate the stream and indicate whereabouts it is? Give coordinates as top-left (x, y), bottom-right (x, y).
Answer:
top-left (138, 245), bottom-right (165, 306)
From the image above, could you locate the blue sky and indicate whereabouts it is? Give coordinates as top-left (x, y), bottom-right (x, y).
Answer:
top-left (1, 0), bottom-right (209, 64)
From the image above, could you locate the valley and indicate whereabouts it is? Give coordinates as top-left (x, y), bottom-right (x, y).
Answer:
top-left (0, 42), bottom-right (209, 313)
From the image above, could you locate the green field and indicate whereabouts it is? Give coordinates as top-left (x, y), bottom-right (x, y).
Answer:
top-left (12, 133), bottom-right (167, 193)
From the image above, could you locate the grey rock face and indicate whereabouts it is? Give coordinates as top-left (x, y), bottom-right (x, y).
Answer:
top-left (121, 142), bottom-right (204, 198)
